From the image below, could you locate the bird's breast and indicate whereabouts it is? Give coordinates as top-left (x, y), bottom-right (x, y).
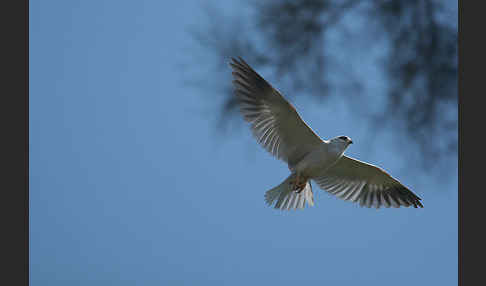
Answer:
top-left (293, 144), bottom-right (342, 177)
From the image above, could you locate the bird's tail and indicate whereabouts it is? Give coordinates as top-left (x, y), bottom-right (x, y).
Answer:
top-left (264, 173), bottom-right (315, 211)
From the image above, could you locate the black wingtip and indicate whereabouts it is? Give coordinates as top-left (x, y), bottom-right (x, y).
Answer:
top-left (229, 56), bottom-right (249, 67)
top-left (230, 57), bottom-right (242, 64)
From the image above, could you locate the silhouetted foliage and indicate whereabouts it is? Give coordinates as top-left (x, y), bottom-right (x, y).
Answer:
top-left (191, 0), bottom-right (457, 166)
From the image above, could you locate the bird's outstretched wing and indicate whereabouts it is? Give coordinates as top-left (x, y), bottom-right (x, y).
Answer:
top-left (229, 57), bottom-right (322, 165)
top-left (313, 155), bottom-right (423, 208)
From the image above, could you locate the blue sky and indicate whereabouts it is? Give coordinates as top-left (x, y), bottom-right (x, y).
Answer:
top-left (30, 1), bottom-right (457, 285)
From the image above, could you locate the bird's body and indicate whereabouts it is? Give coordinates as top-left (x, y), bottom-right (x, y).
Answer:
top-left (291, 139), bottom-right (345, 178)
top-left (229, 57), bottom-right (423, 210)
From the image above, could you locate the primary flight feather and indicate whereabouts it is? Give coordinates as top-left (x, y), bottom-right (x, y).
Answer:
top-left (229, 57), bottom-right (423, 210)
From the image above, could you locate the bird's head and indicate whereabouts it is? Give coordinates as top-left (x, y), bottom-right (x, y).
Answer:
top-left (330, 135), bottom-right (353, 150)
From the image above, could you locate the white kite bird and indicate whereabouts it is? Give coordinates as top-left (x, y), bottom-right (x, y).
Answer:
top-left (229, 57), bottom-right (423, 210)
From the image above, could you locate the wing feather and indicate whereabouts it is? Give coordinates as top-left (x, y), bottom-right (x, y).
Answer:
top-left (313, 155), bottom-right (423, 209)
top-left (230, 57), bottom-right (323, 164)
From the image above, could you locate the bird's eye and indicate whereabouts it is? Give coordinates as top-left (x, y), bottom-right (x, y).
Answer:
top-left (338, 136), bottom-right (347, 141)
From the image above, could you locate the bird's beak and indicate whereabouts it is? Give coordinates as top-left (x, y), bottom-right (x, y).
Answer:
top-left (349, 140), bottom-right (353, 144)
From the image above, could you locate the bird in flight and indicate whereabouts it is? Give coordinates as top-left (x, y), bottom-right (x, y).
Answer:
top-left (229, 57), bottom-right (423, 210)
